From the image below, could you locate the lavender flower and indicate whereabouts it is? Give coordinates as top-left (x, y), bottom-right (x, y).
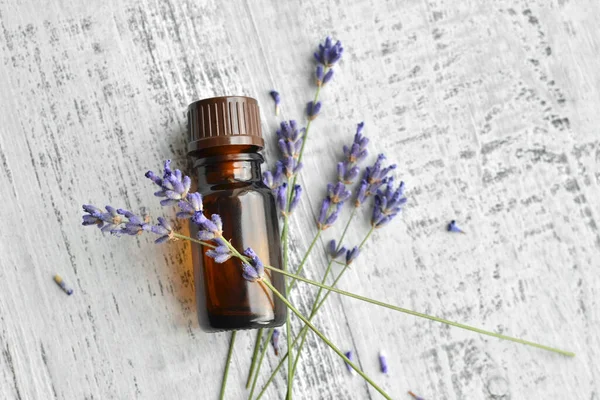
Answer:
top-left (306, 101), bottom-right (322, 120)
top-left (270, 90), bottom-right (281, 115)
top-left (176, 192), bottom-right (203, 219)
top-left (327, 239), bottom-right (346, 260)
top-left (194, 214), bottom-right (224, 241)
top-left (272, 329), bottom-right (280, 356)
top-left (327, 182), bottom-right (351, 204)
top-left (371, 178), bottom-right (407, 228)
top-left (345, 246), bottom-right (360, 265)
top-left (314, 37), bottom-right (344, 67)
top-left (355, 154), bottom-right (396, 207)
top-left (378, 351), bottom-right (388, 374)
top-left (241, 247), bottom-right (264, 282)
top-left (344, 350), bottom-right (355, 375)
top-left (145, 160), bottom-right (191, 207)
top-left (316, 198), bottom-right (342, 230)
top-left (447, 220), bottom-right (465, 234)
top-left (82, 205), bottom-right (123, 233)
top-left (206, 245), bottom-right (233, 263)
top-left (151, 217), bottom-right (174, 244)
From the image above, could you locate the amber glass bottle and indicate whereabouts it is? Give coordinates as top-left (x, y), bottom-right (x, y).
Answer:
top-left (187, 96), bottom-right (286, 332)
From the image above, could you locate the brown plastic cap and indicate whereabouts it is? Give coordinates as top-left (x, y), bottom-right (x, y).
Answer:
top-left (187, 96), bottom-right (264, 154)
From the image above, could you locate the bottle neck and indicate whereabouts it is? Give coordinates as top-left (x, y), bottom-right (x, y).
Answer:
top-left (191, 152), bottom-right (264, 185)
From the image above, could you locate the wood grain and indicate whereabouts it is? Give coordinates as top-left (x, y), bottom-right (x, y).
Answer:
top-left (0, 0), bottom-right (598, 398)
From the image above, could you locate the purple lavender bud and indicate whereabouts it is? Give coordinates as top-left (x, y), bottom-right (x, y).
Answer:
top-left (317, 198), bottom-right (331, 227)
top-left (306, 101), bottom-right (322, 120)
top-left (322, 69), bottom-right (334, 85)
top-left (324, 203), bottom-right (342, 227)
top-left (241, 247), bottom-right (264, 281)
top-left (315, 64), bottom-right (324, 85)
top-left (345, 246), bottom-right (360, 265)
top-left (270, 90), bottom-right (281, 115)
top-left (242, 263), bottom-right (260, 281)
top-left (277, 139), bottom-right (289, 157)
top-left (356, 122), bottom-right (365, 136)
top-left (344, 165), bottom-right (360, 184)
top-left (447, 220), bottom-right (465, 233)
top-left (289, 185), bottom-right (302, 212)
top-left (379, 351), bottom-right (388, 374)
top-left (327, 240), bottom-right (347, 259)
top-left (276, 183), bottom-right (288, 211)
top-left (272, 329), bottom-right (280, 356)
top-left (263, 171), bottom-right (274, 188)
top-left (188, 192), bottom-right (203, 211)
top-left (337, 162), bottom-right (345, 182)
top-left (344, 350), bottom-right (355, 375)
top-left (355, 179), bottom-right (369, 207)
top-left (206, 245), bottom-right (232, 263)
top-left (197, 230), bottom-right (215, 241)
top-left (273, 161), bottom-right (284, 184)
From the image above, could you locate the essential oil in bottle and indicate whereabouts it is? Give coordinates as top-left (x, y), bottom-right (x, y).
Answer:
top-left (187, 96), bottom-right (286, 332)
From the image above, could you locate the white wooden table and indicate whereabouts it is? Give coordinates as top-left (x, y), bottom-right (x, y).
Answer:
top-left (0, 1), bottom-right (598, 399)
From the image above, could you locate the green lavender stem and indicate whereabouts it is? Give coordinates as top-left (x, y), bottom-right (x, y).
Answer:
top-left (262, 280), bottom-right (393, 400)
top-left (287, 230), bottom-right (321, 292)
top-left (219, 331), bottom-right (237, 400)
top-left (262, 265), bottom-right (575, 357)
top-left (246, 328), bottom-right (263, 388)
top-left (248, 328), bottom-right (275, 400)
top-left (175, 232), bottom-right (575, 357)
top-left (288, 223), bottom-right (370, 381)
top-left (255, 262), bottom-right (356, 400)
top-left (281, 213), bottom-right (293, 400)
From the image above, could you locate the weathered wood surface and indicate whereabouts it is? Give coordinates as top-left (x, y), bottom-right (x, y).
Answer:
top-left (0, 0), bottom-right (598, 398)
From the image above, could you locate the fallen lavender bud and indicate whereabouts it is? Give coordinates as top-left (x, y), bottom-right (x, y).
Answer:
top-left (408, 391), bottom-right (425, 400)
top-left (447, 220), bottom-right (465, 234)
top-left (269, 90), bottom-right (281, 115)
top-left (53, 274), bottom-right (73, 296)
top-left (378, 351), bottom-right (388, 374)
top-left (272, 329), bottom-right (280, 356)
top-left (344, 350), bottom-right (356, 375)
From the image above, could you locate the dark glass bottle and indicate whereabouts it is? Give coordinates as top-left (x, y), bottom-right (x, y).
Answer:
top-left (187, 96), bottom-right (286, 332)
